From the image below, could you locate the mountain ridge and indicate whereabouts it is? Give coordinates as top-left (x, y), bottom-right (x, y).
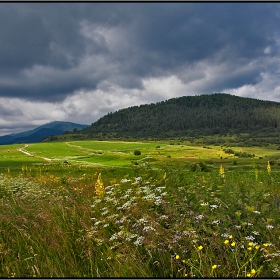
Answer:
top-left (0, 121), bottom-right (88, 144)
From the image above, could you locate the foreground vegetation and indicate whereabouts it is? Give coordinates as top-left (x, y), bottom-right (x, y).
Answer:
top-left (0, 140), bottom-right (280, 277)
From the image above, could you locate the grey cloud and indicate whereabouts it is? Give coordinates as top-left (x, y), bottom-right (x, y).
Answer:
top-left (0, 103), bottom-right (23, 117)
top-left (0, 7), bottom-right (50, 72)
top-left (0, 2), bottom-right (279, 104)
top-left (99, 3), bottom-right (280, 91)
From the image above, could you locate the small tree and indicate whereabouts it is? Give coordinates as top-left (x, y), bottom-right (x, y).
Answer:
top-left (134, 150), bottom-right (141, 156)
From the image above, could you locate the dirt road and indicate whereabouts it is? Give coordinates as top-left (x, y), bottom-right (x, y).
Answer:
top-left (17, 144), bottom-right (52, 162)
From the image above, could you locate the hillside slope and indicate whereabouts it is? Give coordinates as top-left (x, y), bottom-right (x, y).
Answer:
top-left (52, 93), bottom-right (280, 145)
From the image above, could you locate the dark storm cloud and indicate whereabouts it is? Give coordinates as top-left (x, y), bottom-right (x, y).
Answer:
top-left (0, 2), bottom-right (279, 102)
top-left (0, 6), bottom-right (50, 72)
top-left (124, 3), bottom-right (279, 67)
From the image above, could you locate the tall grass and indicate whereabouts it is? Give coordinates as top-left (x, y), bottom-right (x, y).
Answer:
top-left (0, 161), bottom-right (279, 277)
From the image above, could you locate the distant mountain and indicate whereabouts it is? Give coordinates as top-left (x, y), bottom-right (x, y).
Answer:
top-left (56, 93), bottom-right (280, 145)
top-left (0, 121), bottom-right (88, 144)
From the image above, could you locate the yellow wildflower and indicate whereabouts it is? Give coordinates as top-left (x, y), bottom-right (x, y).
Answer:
top-left (224, 240), bottom-right (229, 245)
top-left (219, 165), bottom-right (225, 178)
top-left (251, 269), bottom-right (256, 275)
top-left (248, 242), bottom-right (253, 247)
top-left (248, 247), bottom-right (252, 251)
top-left (267, 218), bottom-right (273, 223)
top-left (212, 264), bottom-right (217, 269)
top-left (245, 205), bottom-right (255, 212)
top-left (175, 255), bottom-right (180, 260)
top-left (255, 245), bottom-right (260, 250)
top-left (95, 173), bottom-right (105, 197)
top-left (231, 242), bottom-right (236, 247)
top-left (198, 245), bottom-right (203, 251)
top-left (235, 211), bottom-right (242, 217)
top-left (229, 235), bottom-right (233, 239)
top-left (267, 161), bottom-right (271, 174)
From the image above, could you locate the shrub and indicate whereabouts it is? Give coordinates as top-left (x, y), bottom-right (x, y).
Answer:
top-left (134, 150), bottom-right (141, 156)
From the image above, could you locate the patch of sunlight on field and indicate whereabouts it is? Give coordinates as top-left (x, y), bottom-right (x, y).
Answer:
top-left (75, 154), bottom-right (132, 166)
top-left (234, 145), bottom-right (280, 158)
top-left (25, 142), bottom-right (233, 166)
top-left (0, 144), bottom-right (45, 168)
top-left (0, 144), bottom-right (24, 151)
top-left (2, 141), bottom-right (280, 172)
top-left (154, 144), bottom-right (228, 160)
top-left (0, 155), bottom-right (44, 166)
top-left (70, 140), bottom-right (168, 152)
top-left (25, 142), bottom-right (88, 158)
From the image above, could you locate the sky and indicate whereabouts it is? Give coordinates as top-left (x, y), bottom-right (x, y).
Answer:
top-left (1, 2), bottom-right (280, 135)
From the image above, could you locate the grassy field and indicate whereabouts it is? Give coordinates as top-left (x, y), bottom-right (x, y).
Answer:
top-left (0, 140), bottom-right (280, 277)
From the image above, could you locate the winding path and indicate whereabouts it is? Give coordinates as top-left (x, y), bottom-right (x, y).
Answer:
top-left (17, 144), bottom-right (52, 162)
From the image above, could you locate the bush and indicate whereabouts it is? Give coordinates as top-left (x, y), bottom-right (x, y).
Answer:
top-left (134, 150), bottom-right (141, 156)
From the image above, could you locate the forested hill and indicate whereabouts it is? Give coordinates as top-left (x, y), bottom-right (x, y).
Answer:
top-left (51, 93), bottom-right (280, 143)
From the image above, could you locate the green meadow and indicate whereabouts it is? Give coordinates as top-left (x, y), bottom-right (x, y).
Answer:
top-left (0, 140), bottom-right (280, 277)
